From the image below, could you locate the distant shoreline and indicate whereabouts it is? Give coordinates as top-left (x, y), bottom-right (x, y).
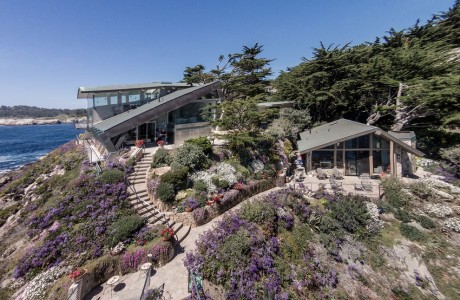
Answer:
top-left (0, 117), bottom-right (86, 126)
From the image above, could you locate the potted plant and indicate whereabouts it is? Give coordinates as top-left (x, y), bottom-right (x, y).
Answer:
top-left (182, 197), bottom-right (199, 212)
top-left (135, 140), bottom-right (144, 148)
top-left (68, 267), bottom-right (87, 283)
top-left (161, 227), bottom-right (174, 241)
top-left (157, 140), bottom-right (165, 148)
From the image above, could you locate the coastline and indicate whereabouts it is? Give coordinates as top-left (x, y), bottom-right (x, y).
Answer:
top-left (0, 117), bottom-right (86, 126)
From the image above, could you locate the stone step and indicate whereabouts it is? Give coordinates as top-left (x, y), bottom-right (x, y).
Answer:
top-left (128, 173), bottom-right (147, 178)
top-left (128, 189), bottom-right (147, 195)
top-left (176, 225), bottom-right (191, 243)
top-left (138, 205), bottom-right (156, 217)
top-left (171, 222), bottom-right (183, 234)
top-left (148, 213), bottom-right (166, 225)
top-left (128, 193), bottom-right (148, 202)
top-left (130, 179), bottom-right (146, 185)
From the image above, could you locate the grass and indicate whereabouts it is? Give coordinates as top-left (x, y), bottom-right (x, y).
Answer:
top-left (379, 222), bottom-right (402, 248)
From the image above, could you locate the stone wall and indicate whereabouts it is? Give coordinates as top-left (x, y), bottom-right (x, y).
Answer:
top-left (170, 179), bottom-right (277, 228)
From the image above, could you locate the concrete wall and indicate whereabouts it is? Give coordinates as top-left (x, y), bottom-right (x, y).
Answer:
top-left (173, 122), bottom-right (211, 145)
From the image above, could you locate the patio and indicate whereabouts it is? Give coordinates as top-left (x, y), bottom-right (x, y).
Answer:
top-left (288, 170), bottom-right (383, 200)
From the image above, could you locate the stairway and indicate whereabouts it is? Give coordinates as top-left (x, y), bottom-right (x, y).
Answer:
top-left (127, 149), bottom-right (191, 243)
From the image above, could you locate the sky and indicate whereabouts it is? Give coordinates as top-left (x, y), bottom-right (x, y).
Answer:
top-left (0, 0), bottom-right (455, 109)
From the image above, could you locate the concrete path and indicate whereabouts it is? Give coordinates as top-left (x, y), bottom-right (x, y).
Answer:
top-left (84, 186), bottom-right (282, 300)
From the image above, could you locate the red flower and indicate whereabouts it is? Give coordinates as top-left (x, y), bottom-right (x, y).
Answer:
top-left (68, 268), bottom-right (86, 280)
top-left (157, 140), bottom-right (165, 146)
top-left (135, 140), bottom-right (144, 147)
top-left (161, 227), bottom-right (174, 239)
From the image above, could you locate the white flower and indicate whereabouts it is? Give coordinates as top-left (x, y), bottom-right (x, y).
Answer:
top-left (216, 163), bottom-right (237, 185)
top-left (190, 170), bottom-right (217, 193)
top-left (443, 217), bottom-right (460, 232)
top-left (22, 267), bottom-right (66, 300)
top-left (366, 202), bottom-right (383, 231)
top-left (425, 203), bottom-right (453, 219)
top-left (250, 160), bottom-right (264, 173)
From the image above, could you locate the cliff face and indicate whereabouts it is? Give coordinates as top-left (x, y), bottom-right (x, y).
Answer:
top-left (0, 117), bottom-right (86, 126)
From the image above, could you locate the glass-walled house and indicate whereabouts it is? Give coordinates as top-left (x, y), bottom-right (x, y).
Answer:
top-left (77, 81), bottom-right (222, 152)
top-left (297, 119), bottom-right (424, 178)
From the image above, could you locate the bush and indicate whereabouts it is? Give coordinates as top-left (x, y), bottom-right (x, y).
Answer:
top-left (394, 209), bottom-right (412, 223)
top-left (160, 166), bottom-right (189, 188)
top-left (409, 181), bottom-right (433, 199)
top-left (192, 207), bottom-right (209, 226)
top-left (99, 169), bottom-right (125, 184)
top-left (399, 223), bottom-right (426, 242)
top-left (382, 177), bottom-right (410, 208)
top-left (155, 182), bottom-right (175, 202)
top-left (327, 194), bottom-right (370, 234)
top-left (193, 180), bottom-right (208, 193)
top-left (110, 215), bottom-right (146, 247)
top-left (172, 143), bottom-right (209, 171)
top-left (226, 159), bottom-right (250, 178)
top-left (185, 137), bottom-right (212, 155)
top-left (125, 157), bottom-right (136, 168)
top-left (211, 176), bottom-right (230, 190)
top-left (417, 215), bottom-right (436, 229)
top-left (240, 201), bottom-right (277, 226)
top-left (151, 148), bottom-right (171, 168)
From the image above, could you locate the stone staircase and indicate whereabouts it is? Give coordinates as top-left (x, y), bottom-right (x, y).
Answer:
top-left (127, 150), bottom-right (191, 243)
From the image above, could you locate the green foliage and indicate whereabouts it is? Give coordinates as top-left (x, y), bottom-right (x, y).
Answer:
top-left (417, 215), bottom-right (436, 229)
top-left (0, 203), bottom-right (20, 227)
top-left (408, 181), bottom-right (433, 199)
top-left (155, 182), bottom-right (176, 202)
top-left (319, 215), bottom-right (343, 235)
top-left (265, 108), bottom-right (312, 139)
top-left (87, 255), bottom-right (119, 283)
top-left (440, 146), bottom-right (460, 174)
top-left (193, 180), bottom-right (208, 193)
top-left (399, 223), bottom-right (426, 242)
top-left (382, 177), bottom-right (410, 208)
top-left (211, 176), bottom-right (229, 190)
top-left (278, 224), bottom-right (313, 261)
top-left (240, 201), bottom-right (277, 225)
top-left (185, 137), bottom-right (212, 155)
top-left (99, 169), bottom-right (125, 184)
top-left (0, 105), bottom-right (86, 118)
top-left (182, 64), bottom-right (215, 84)
top-left (160, 166), bottom-right (189, 188)
top-left (226, 159), bottom-right (250, 178)
top-left (326, 194), bottom-right (370, 234)
top-left (214, 229), bottom-right (252, 276)
top-left (125, 157), bottom-right (136, 168)
top-left (394, 209), bottom-right (412, 223)
top-left (151, 148), bottom-right (171, 168)
top-left (109, 215), bottom-right (146, 247)
top-left (171, 143), bottom-right (209, 171)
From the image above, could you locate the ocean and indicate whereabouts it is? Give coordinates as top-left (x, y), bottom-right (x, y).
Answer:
top-left (0, 124), bottom-right (84, 174)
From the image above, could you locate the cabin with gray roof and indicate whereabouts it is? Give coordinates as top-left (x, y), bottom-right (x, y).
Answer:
top-left (296, 119), bottom-right (424, 177)
top-left (77, 81), bottom-right (222, 152)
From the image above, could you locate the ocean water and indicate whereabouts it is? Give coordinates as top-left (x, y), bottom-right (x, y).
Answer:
top-left (0, 124), bottom-right (84, 174)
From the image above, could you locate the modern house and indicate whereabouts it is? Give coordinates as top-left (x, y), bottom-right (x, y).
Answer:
top-left (297, 119), bottom-right (424, 178)
top-left (77, 81), bottom-right (222, 152)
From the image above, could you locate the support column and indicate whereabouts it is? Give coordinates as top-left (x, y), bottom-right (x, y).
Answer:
top-left (333, 144), bottom-right (337, 167)
top-left (390, 141), bottom-right (394, 176)
top-left (369, 134), bottom-right (374, 176)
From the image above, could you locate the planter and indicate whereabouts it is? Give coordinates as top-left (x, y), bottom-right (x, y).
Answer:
top-left (161, 236), bottom-right (172, 241)
top-left (70, 269), bottom-right (87, 283)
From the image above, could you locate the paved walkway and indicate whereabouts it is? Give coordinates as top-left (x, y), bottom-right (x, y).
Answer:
top-left (84, 186), bottom-right (282, 300)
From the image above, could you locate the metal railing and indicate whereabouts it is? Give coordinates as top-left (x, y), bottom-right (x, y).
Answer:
top-left (188, 272), bottom-right (203, 300)
top-left (139, 268), bottom-right (151, 300)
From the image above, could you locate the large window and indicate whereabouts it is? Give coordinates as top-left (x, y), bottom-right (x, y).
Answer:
top-left (312, 151), bottom-right (334, 169)
top-left (169, 102), bottom-right (208, 124)
top-left (373, 150), bottom-right (390, 173)
top-left (373, 135), bottom-right (390, 149)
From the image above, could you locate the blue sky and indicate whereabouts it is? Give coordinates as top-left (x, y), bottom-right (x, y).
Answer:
top-left (0, 0), bottom-right (454, 109)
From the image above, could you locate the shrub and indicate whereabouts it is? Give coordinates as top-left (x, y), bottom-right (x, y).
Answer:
top-left (125, 157), bottom-right (136, 168)
top-left (160, 166), bottom-right (189, 188)
top-left (211, 176), bottom-right (230, 190)
top-left (172, 143), bottom-right (209, 171)
top-left (155, 182), bottom-right (175, 202)
top-left (382, 177), bottom-right (410, 208)
top-left (240, 200), bottom-right (277, 230)
top-left (327, 194), bottom-right (370, 234)
top-left (226, 159), bottom-right (250, 178)
top-left (409, 181), bottom-right (433, 199)
top-left (399, 223), bottom-right (426, 242)
top-left (99, 169), bottom-right (125, 184)
top-left (192, 207), bottom-right (209, 226)
top-left (151, 148), bottom-right (171, 168)
top-left (193, 180), bottom-right (207, 193)
top-left (182, 197), bottom-right (200, 210)
top-left (0, 203), bottom-right (20, 227)
top-left (185, 137), bottom-right (212, 155)
top-left (394, 209), bottom-right (412, 223)
top-left (417, 215), bottom-right (436, 229)
top-left (109, 215), bottom-right (146, 247)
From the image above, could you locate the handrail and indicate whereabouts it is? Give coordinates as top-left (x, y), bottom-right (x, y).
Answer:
top-left (190, 272), bottom-right (203, 300)
top-left (139, 267), bottom-right (151, 300)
